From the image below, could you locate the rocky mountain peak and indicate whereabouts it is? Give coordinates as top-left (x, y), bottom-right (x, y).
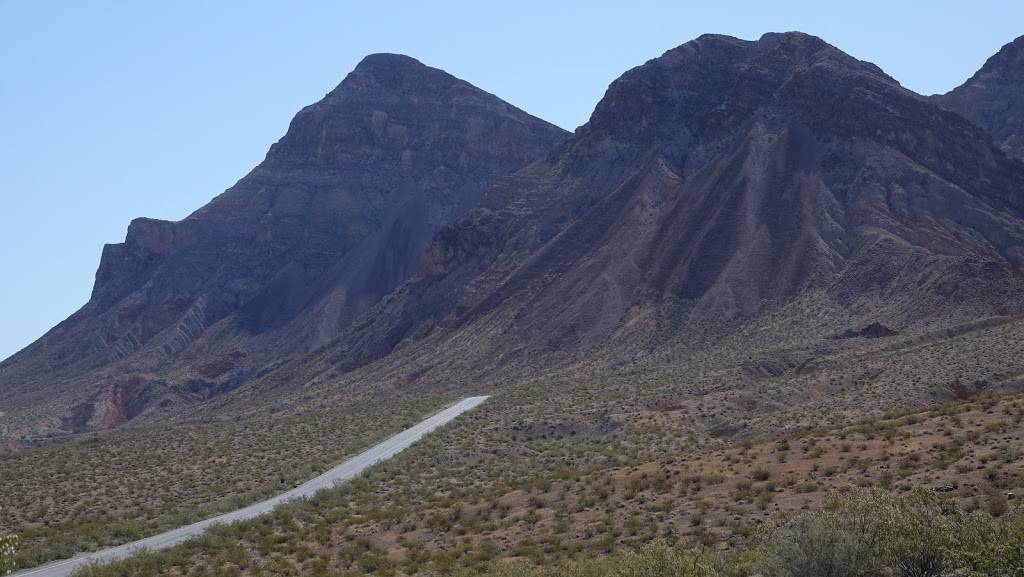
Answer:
top-left (969, 35), bottom-right (1024, 81)
top-left (577, 32), bottom-right (899, 159)
top-left (561, 31), bottom-right (1022, 216)
top-left (934, 35), bottom-right (1024, 161)
top-left (318, 52), bottom-right (463, 105)
top-left (259, 50), bottom-right (561, 172)
top-left (343, 53), bottom-right (441, 88)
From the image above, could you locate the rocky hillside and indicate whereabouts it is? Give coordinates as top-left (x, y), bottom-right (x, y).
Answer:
top-left (934, 35), bottom-right (1024, 161)
top-left (0, 54), bottom-right (566, 440)
top-left (275, 32), bottom-right (1024, 403)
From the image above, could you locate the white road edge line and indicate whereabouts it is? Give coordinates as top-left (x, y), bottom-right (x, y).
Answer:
top-left (11, 395), bottom-right (489, 577)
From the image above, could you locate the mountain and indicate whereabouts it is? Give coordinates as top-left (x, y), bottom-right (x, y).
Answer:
top-left (8, 31), bottom-right (1024, 576)
top-left (0, 54), bottom-right (567, 440)
top-left (934, 35), bottom-right (1024, 161)
top-left (6, 33), bottom-right (1024, 443)
top-left (260, 32), bottom-right (1024, 409)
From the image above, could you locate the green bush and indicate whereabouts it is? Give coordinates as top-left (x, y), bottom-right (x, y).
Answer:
top-left (757, 488), bottom-right (1020, 577)
top-left (959, 513), bottom-right (1024, 576)
top-left (0, 532), bottom-right (17, 575)
top-left (987, 491), bottom-right (1010, 517)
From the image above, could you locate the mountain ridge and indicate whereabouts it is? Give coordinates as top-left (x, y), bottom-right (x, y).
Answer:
top-left (297, 32), bottom-right (1024, 378)
top-left (4, 31), bottom-right (1024, 443)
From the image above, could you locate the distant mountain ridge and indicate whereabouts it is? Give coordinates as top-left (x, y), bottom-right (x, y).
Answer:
top-left (3, 32), bottom-right (1024, 443)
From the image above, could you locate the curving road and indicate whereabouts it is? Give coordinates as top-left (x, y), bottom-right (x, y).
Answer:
top-left (12, 396), bottom-right (489, 577)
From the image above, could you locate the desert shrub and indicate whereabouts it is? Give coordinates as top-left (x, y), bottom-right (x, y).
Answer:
top-left (476, 495), bottom-right (1023, 577)
top-left (756, 487), bottom-right (1019, 577)
top-left (757, 492), bottom-right (885, 577)
top-left (987, 491), bottom-right (1010, 517)
top-left (958, 512), bottom-right (1024, 576)
top-left (0, 532), bottom-right (16, 575)
top-left (985, 525), bottom-right (1024, 574)
top-left (606, 541), bottom-right (717, 577)
top-left (483, 541), bottom-right (718, 577)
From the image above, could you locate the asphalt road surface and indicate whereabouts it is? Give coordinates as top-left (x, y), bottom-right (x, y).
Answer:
top-left (12, 396), bottom-right (489, 577)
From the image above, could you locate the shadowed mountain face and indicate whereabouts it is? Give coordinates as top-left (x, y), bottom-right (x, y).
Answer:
top-left (0, 54), bottom-right (567, 438)
top-left (301, 33), bottom-right (1024, 390)
top-left (934, 35), bottom-right (1024, 161)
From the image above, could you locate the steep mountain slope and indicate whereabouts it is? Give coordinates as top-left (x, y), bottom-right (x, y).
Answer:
top-left (265, 32), bottom-right (1024, 406)
top-left (934, 35), bottom-right (1024, 161)
top-left (0, 54), bottom-right (567, 440)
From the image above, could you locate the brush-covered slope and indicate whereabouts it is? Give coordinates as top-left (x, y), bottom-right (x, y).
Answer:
top-left (0, 54), bottom-right (567, 440)
top-left (934, 35), bottom-right (1024, 161)
top-left (287, 32), bottom-right (1024, 398)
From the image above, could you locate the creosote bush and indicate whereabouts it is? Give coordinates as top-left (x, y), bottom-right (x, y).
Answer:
top-left (480, 489), bottom-right (1023, 577)
top-left (757, 488), bottom-right (1021, 577)
top-left (0, 532), bottom-right (16, 575)
top-left (482, 541), bottom-right (719, 577)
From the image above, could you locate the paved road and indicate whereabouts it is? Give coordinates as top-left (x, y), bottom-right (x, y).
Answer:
top-left (12, 396), bottom-right (489, 577)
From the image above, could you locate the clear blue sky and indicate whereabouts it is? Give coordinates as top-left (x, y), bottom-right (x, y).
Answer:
top-left (1, 1), bottom-right (1020, 361)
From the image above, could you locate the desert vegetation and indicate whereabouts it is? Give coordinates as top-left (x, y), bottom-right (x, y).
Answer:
top-left (484, 489), bottom-right (1024, 577)
top-left (4, 22), bottom-right (1024, 577)
top-left (9, 306), bottom-right (1024, 575)
top-left (0, 395), bottom-right (448, 570)
top-left (63, 385), bottom-right (1024, 576)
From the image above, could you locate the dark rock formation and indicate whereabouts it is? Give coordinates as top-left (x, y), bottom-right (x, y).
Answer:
top-left (834, 323), bottom-right (898, 340)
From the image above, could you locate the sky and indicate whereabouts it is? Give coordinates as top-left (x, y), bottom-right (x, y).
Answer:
top-left (0, 0), bottom-right (1021, 361)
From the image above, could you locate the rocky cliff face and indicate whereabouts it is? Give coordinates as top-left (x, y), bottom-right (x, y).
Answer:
top-left (934, 35), bottom-right (1024, 161)
top-left (0, 54), bottom-right (566, 439)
